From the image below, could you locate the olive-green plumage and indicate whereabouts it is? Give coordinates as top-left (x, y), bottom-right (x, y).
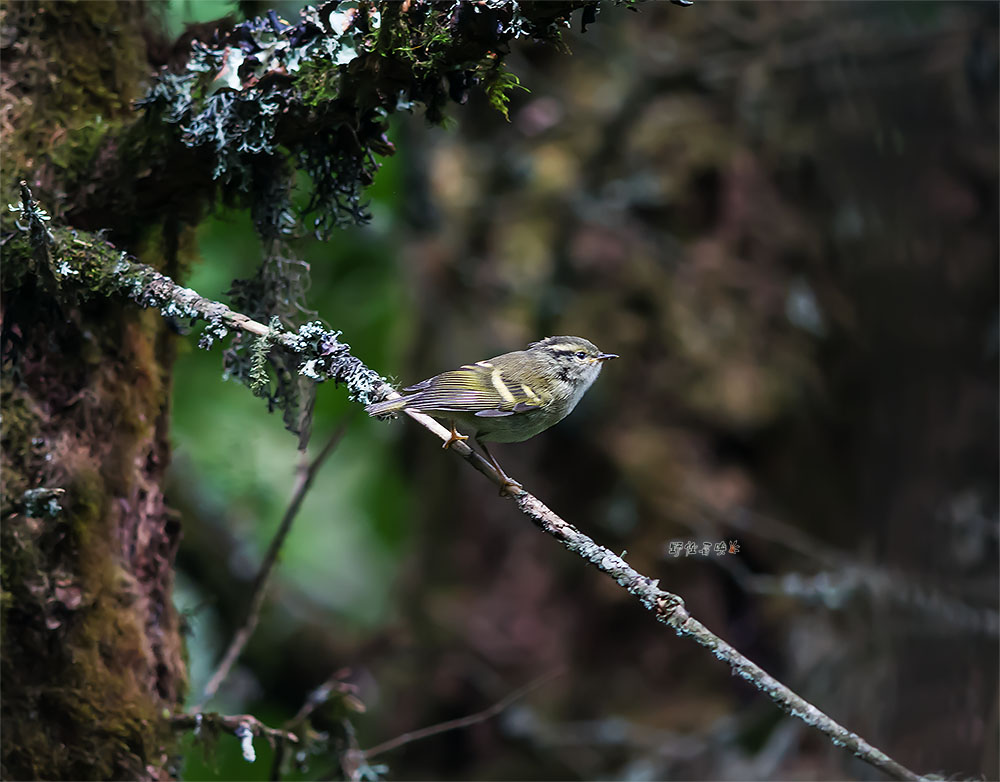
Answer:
top-left (366, 336), bottom-right (618, 490)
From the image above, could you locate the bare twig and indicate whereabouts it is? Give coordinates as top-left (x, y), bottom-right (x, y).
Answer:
top-left (170, 711), bottom-right (299, 746)
top-left (195, 418), bottom-right (352, 710)
top-left (45, 231), bottom-right (924, 781)
top-left (359, 669), bottom-right (564, 761)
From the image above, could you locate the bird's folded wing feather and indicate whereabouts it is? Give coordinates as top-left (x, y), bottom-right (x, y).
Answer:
top-left (401, 363), bottom-right (548, 414)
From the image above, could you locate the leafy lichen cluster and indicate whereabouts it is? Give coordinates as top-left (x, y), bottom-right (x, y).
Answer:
top-left (137, 0), bottom-right (597, 239)
top-left (290, 320), bottom-right (388, 405)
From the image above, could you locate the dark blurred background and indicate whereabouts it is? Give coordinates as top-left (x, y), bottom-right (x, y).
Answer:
top-left (165, 1), bottom-right (998, 779)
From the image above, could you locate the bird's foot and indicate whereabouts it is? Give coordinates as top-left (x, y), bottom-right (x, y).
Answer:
top-left (442, 423), bottom-right (469, 450)
top-left (497, 476), bottom-right (523, 497)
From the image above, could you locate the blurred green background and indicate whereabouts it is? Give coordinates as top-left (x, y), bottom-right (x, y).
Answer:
top-left (164, 1), bottom-right (998, 780)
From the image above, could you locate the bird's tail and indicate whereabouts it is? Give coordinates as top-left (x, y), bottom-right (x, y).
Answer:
top-left (365, 395), bottom-right (411, 417)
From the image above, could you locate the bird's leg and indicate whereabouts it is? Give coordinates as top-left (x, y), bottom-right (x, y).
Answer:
top-left (477, 439), bottom-right (523, 496)
top-left (442, 421), bottom-right (469, 450)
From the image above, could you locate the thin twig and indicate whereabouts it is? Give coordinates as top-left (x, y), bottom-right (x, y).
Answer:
top-left (360, 669), bottom-right (564, 761)
top-left (170, 711), bottom-right (299, 746)
top-left (195, 418), bottom-right (352, 710)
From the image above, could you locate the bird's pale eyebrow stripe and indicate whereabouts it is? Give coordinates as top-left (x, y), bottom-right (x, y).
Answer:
top-left (546, 343), bottom-right (579, 353)
top-left (491, 367), bottom-right (517, 403)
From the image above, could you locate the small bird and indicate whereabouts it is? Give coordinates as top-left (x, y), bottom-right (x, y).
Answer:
top-left (365, 336), bottom-right (618, 492)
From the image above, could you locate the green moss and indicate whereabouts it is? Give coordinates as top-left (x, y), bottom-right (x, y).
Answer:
top-left (47, 117), bottom-right (128, 201)
top-left (2, 2), bottom-right (148, 205)
top-left (1, 392), bottom-right (181, 780)
top-left (1, 473), bottom-right (170, 778)
top-left (0, 381), bottom-right (39, 511)
top-left (483, 65), bottom-right (529, 121)
top-left (0, 231), bottom-right (37, 292)
top-left (295, 59), bottom-right (344, 106)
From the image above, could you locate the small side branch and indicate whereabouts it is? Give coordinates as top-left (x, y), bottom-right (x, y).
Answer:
top-left (195, 420), bottom-right (351, 710)
top-left (359, 669), bottom-right (563, 762)
top-left (170, 711), bottom-right (299, 751)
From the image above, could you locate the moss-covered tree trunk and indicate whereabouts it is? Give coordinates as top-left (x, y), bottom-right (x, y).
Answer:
top-left (1, 3), bottom-right (186, 778)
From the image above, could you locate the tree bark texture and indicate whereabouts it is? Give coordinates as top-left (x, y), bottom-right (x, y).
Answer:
top-left (2, 3), bottom-right (186, 779)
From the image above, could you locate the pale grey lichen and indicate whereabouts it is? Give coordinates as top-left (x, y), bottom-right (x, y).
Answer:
top-left (235, 723), bottom-right (256, 763)
top-left (198, 316), bottom-right (230, 350)
top-left (298, 358), bottom-right (321, 380)
top-left (287, 322), bottom-right (390, 405)
top-left (9, 185), bottom-right (55, 244)
top-left (20, 488), bottom-right (65, 518)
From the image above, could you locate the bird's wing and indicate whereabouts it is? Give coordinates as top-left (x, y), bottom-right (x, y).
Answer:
top-left (401, 362), bottom-right (548, 415)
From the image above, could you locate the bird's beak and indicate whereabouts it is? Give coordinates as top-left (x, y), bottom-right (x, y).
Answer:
top-left (597, 352), bottom-right (619, 362)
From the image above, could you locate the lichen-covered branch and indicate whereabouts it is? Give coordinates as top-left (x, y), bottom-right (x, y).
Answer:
top-left (513, 493), bottom-right (923, 782)
top-left (7, 202), bottom-right (924, 782)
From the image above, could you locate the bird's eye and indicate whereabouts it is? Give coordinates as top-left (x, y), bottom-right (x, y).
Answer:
top-left (575, 351), bottom-right (587, 359)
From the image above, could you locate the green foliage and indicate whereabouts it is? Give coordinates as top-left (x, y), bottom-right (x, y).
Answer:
top-left (484, 65), bottom-right (530, 121)
top-left (295, 58), bottom-right (343, 107)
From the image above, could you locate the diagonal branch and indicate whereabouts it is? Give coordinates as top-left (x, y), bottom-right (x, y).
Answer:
top-left (14, 222), bottom-right (925, 781)
top-left (512, 494), bottom-right (922, 781)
